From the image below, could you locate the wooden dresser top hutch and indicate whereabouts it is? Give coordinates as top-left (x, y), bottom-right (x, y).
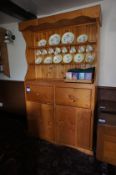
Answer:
top-left (19, 5), bottom-right (101, 155)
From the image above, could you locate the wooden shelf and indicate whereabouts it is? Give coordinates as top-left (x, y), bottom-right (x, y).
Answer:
top-left (29, 41), bottom-right (96, 50)
top-left (64, 79), bottom-right (93, 84)
top-left (31, 62), bottom-right (94, 65)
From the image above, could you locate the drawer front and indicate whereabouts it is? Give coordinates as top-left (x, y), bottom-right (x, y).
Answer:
top-left (55, 87), bottom-right (91, 108)
top-left (25, 84), bottom-right (53, 104)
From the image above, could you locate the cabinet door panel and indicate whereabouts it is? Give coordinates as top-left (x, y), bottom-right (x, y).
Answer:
top-left (26, 101), bottom-right (41, 137)
top-left (77, 109), bottom-right (91, 149)
top-left (26, 101), bottom-right (54, 142)
top-left (39, 104), bottom-right (54, 142)
top-left (55, 105), bottom-right (77, 146)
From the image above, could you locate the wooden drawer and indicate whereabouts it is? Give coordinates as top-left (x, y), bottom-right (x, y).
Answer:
top-left (55, 87), bottom-right (91, 108)
top-left (25, 84), bottom-right (53, 104)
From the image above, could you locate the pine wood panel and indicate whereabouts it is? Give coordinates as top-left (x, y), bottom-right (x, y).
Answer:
top-left (55, 87), bottom-right (91, 108)
top-left (19, 5), bottom-right (101, 31)
top-left (26, 101), bottom-right (41, 137)
top-left (26, 101), bottom-right (54, 141)
top-left (25, 83), bottom-right (53, 104)
top-left (38, 103), bottom-right (54, 142)
top-left (55, 105), bottom-right (92, 150)
top-left (55, 105), bottom-right (77, 146)
top-left (76, 109), bottom-right (92, 149)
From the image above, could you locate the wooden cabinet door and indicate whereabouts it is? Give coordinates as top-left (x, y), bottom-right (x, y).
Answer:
top-left (55, 105), bottom-right (77, 147)
top-left (76, 108), bottom-right (92, 149)
top-left (26, 101), bottom-right (54, 142)
top-left (55, 105), bottom-right (92, 150)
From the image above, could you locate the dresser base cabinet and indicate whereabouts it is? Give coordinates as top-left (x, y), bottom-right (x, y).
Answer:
top-left (25, 81), bottom-right (94, 155)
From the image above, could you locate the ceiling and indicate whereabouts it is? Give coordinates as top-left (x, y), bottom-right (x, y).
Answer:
top-left (0, 0), bottom-right (103, 24)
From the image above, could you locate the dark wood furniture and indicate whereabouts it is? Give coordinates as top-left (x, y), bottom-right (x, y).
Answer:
top-left (96, 100), bottom-right (116, 166)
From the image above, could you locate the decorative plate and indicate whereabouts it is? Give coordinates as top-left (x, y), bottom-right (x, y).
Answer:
top-left (62, 47), bottom-right (68, 53)
top-left (38, 39), bottom-right (47, 46)
top-left (41, 49), bottom-right (47, 55)
top-left (43, 56), bottom-right (52, 64)
top-left (35, 57), bottom-right (42, 64)
top-left (63, 54), bottom-right (73, 63)
top-left (53, 54), bottom-right (62, 64)
top-left (62, 32), bottom-right (75, 44)
top-left (49, 34), bottom-right (61, 45)
top-left (35, 50), bottom-right (42, 56)
top-left (70, 46), bottom-right (76, 53)
top-left (54, 47), bottom-right (61, 55)
top-left (77, 34), bottom-right (88, 43)
top-left (48, 48), bottom-right (54, 54)
top-left (86, 45), bottom-right (93, 52)
top-left (74, 53), bottom-right (85, 63)
top-left (78, 46), bottom-right (85, 53)
top-left (85, 53), bottom-right (95, 63)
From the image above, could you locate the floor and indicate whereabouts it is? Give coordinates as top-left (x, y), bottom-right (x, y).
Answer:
top-left (0, 111), bottom-right (116, 175)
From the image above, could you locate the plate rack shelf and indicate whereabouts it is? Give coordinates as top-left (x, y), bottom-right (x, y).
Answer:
top-left (29, 41), bottom-right (96, 50)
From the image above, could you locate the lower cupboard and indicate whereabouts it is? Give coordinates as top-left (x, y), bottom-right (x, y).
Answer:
top-left (55, 105), bottom-right (92, 150)
top-left (26, 101), bottom-right (54, 142)
top-left (26, 101), bottom-right (92, 153)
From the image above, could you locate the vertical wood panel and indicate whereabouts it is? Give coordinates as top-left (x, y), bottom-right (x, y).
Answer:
top-left (55, 105), bottom-right (77, 146)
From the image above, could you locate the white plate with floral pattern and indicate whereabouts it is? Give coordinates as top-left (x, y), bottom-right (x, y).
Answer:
top-left (62, 32), bottom-right (75, 44)
top-left (77, 34), bottom-right (88, 43)
top-left (85, 53), bottom-right (95, 63)
top-left (78, 46), bottom-right (85, 53)
top-left (38, 39), bottom-right (47, 46)
top-left (53, 54), bottom-right (62, 64)
top-left (70, 46), bottom-right (76, 53)
top-left (48, 48), bottom-right (54, 54)
top-left (35, 57), bottom-right (42, 64)
top-left (44, 56), bottom-right (52, 64)
top-left (63, 54), bottom-right (73, 63)
top-left (86, 45), bottom-right (93, 52)
top-left (74, 53), bottom-right (84, 63)
top-left (49, 34), bottom-right (61, 45)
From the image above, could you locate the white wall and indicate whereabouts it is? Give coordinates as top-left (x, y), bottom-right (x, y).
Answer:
top-left (99, 0), bottom-right (116, 86)
top-left (0, 23), bottom-right (27, 81)
top-left (0, 0), bottom-right (116, 87)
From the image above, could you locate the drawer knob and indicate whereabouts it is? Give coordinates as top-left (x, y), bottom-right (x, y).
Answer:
top-left (99, 106), bottom-right (106, 110)
top-left (26, 87), bottom-right (31, 93)
top-left (68, 94), bottom-right (78, 102)
top-left (98, 118), bottom-right (106, 124)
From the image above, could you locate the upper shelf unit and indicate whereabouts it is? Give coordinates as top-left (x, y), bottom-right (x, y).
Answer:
top-left (19, 5), bottom-right (101, 82)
